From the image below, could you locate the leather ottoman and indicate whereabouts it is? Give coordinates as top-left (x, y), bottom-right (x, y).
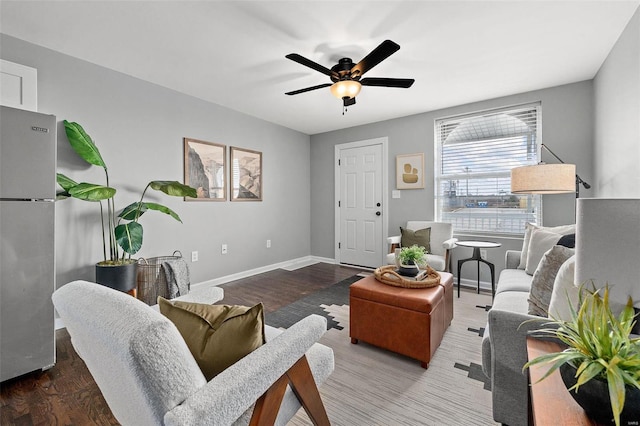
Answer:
top-left (349, 272), bottom-right (454, 368)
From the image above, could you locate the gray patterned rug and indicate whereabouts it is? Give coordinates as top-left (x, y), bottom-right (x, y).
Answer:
top-left (265, 274), bottom-right (361, 331)
top-left (266, 275), bottom-right (497, 426)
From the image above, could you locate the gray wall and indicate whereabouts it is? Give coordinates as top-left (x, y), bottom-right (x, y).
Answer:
top-left (311, 81), bottom-right (594, 283)
top-left (1, 34), bottom-right (311, 287)
top-left (594, 6), bottom-right (640, 197)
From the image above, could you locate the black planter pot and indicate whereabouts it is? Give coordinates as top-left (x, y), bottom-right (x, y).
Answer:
top-left (560, 363), bottom-right (640, 425)
top-left (95, 262), bottom-right (138, 292)
top-left (397, 262), bottom-right (420, 277)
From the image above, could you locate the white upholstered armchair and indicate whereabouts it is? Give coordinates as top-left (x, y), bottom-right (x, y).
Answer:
top-left (386, 221), bottom-right (457, 272)
top-left (52, 281), bottom-right (334, 426)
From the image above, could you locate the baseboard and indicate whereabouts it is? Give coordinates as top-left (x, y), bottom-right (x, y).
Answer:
top-left (282, 255), bottom-right (336, 271)
top-left (192, 256), bottom-right (336, 288)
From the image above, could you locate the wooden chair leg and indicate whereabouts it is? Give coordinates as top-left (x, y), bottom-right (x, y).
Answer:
top-left (249, 375), bottom-right (289, 426)
top-left (286, 356), bottom-right (331, 426)
top-left (249, 355), bottom-right (330, 426)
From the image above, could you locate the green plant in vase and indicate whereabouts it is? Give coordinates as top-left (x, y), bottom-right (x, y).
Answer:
top-left (524, 285), bottom-right (640, 426)
top-left (396, 245), bottom-right (427, 277)
top-left (397, 245), bottom-right (427, 266)
top-left (56, 120), bottom-right (197, 290)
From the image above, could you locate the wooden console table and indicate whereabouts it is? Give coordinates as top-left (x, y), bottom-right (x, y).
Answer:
top-left (527, 337), bottom-right (600, 425)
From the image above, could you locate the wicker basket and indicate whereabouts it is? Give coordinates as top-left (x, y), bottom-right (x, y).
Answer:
top-left (374, 265), bottom-right (441, 288)
top-left (136, 251), bottom-right (182, 305)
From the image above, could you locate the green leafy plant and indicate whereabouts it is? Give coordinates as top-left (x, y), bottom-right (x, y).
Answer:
top-left (523, 285), bottom-right (640, 426)
top-left (397, 245), bottom-right (427, 266)
top-left (56, 120), bottom-right (197, 264)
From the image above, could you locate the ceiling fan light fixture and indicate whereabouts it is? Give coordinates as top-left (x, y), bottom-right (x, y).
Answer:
top-left (330, 80), bottom-right (361, 100)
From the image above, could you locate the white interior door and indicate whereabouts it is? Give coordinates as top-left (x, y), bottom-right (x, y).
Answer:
top-left (336, 141), bottom-right (385, 268)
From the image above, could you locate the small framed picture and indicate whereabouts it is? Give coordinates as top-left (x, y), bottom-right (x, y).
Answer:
top-left (184, 138), bottom-right (226, 201)
top-left (230, 146), bottom-right (262, 201)
top-left (396, 153), bottom-right (425, 189)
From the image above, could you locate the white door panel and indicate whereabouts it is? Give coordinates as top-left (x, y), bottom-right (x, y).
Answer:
top-left (364, 221), bottom-right (376, 252)
top-left (338, 143), bottom-right (383, 268)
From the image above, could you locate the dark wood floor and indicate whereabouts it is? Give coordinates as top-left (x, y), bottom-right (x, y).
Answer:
top-left (0, 263), bottom-right (361, 426)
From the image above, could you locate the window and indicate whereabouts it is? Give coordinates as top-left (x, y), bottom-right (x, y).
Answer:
top-left (435, 103), bottom-right (541, 235)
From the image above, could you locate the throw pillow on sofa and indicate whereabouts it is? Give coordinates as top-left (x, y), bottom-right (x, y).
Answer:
top-left (400, 226), bottom-right (431, 253)
top-left (158, 298), bottom-right (266, 380)
top-left (556, 233), bottom-right (576, 248)
top-left (528, 246), bottom-right (575, 316)
top-left (547, 255), bottom-right (578, 321)
top-left (518, 222), bottom-right (575, 270)
top-left (525, 228), bottom-right (566, 275)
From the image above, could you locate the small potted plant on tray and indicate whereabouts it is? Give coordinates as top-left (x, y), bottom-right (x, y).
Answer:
top-left (524, 285), bottom-right (640, 426)
top-left (56, 120), bottom-right (197, 291)
top-left (395, 245), bottom-right (427, 277)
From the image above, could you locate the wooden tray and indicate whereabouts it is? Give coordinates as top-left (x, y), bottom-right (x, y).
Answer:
top-left (374, 265), bottom-right (441, 288)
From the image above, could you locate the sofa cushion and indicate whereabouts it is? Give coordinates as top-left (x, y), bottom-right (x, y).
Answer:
top-left (495, 268), bottom-right (533, 296)
top-left (518, 223), bottom-right (575, 269)
top-left (528, 246), bottom-right (575, 316)
top-left (525, 228), bottom-right (562, 275)
top-left (400, 226), bottom-right (431, 253)
top-left (158, 298), bottom-right (266, 380)
top-left (491, 289), bottom-right (531, 312)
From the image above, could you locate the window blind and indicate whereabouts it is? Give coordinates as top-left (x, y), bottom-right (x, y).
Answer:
top-left (435, 104), bottom-right (542, 234)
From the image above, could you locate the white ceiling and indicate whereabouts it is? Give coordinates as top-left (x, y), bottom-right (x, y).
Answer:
top-left (1, 1), bottom-right (638, 135)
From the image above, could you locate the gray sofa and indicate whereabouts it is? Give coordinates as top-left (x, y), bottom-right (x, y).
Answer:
top-left (481, 250), bottom-right (540, 426)
top-left (480, 199), bottom-right (640, 426)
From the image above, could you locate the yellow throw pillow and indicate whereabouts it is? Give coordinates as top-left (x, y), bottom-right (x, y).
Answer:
top-left (158, 298), bottom-right (266, 380)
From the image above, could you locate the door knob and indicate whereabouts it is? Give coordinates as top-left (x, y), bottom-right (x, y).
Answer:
top-left (376, 202), bottom-right (381, 207)
top-left (376, 211), bottom-right (381, 216)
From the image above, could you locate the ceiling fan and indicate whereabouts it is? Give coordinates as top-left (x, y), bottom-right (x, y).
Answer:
top-left (285, 40), bottom-right (415, 110)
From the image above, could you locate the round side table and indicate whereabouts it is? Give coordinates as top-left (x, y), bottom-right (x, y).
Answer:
top-left (456, 240), bottom-right (501, 297)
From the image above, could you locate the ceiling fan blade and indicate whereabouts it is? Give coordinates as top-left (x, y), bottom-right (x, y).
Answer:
top-left (285, 83), bottom-right (332, 96)
top-left (350, 40), bottom-right (400, 78)
top-left (360, 77), bottom-right (415, 88)
top-left (286, 54), bottom-right (339, 79)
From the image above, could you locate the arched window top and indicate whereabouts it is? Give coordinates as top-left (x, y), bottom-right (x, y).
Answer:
top-left (443, 111), bottom-right (536, 144)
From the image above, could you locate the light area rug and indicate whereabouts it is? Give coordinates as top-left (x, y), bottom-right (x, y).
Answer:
top-left (286, 286), bottom-right (498, 426)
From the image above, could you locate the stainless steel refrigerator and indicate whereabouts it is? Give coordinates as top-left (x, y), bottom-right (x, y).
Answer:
top-left (0, 105), bottom-right (56, 382)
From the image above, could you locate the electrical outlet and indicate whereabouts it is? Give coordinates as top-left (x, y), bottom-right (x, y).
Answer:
top-left (221, 244), bottom-right (228, 255)
top-left (191, 251), bottom-right (198, 262)
top-left (480, 249), bottom-right (487, 260)
top-left (266, 239), bottom-right (271, 248)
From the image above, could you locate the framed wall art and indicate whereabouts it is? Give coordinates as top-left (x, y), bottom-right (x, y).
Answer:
top-left (230, 146), bottom-right (262, 201)
top-left (184, 138), bottom-right (226, 201)
top-left (396, 153), bottom-right (425, 189)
